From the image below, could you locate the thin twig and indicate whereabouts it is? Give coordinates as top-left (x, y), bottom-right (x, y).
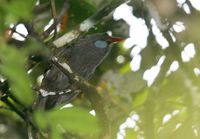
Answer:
top-left (50, 0), bottom-right (57, 39)
top-left (42, 0), bottom-right (69, 39)
top-left (1, 96), bottom-right (27, 120)
top-left (27, 123), bottom-right (34, 139)
top-left (0, 80), bottom-right (45, 138)
top-left (33, 2), bottom-right (50, 14)
top-left (0, 95), bottom-right (46, 138)
top-left (0, 80), bottom-right (28, 107)
top-left (53, 0), bottom-right (128, 47)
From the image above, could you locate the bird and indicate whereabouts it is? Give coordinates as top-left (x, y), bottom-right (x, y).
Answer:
top-left (35, 33), bottom-right (123, 109)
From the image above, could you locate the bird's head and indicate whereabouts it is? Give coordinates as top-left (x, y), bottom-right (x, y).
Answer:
top-left (72, 33), bottom-right (124, 74)
top-left (85, 33), bottom-right (123, 48)
top-left (80, 33), bottom-right (123, 54)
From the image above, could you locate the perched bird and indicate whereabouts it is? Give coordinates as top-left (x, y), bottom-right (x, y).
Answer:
top-left (36, 33), bottom-right (123, 109)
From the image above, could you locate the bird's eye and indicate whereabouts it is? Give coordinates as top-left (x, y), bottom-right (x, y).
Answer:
top-left (94, 40), bottom-right (108, 48)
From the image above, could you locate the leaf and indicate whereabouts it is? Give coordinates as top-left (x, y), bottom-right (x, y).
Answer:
top-left (0, 44), bottom-right (35, 106)
top-left (34, 107), bottom-right (100, 138)
top-left (58, 0), bottom-right (96, 30)
top-left (120, 63), bottom-right (131, 74)
top-left (3, 0), bottom-right (35, 23)
top-left (132, 89), bottom-right (149, 108)
top-left (69, 0), bottom-right (96, 22)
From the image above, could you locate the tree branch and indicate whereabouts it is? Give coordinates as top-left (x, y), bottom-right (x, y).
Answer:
top-left (51, 57), bottom-right (110, 137)
top-left (0, 81), bottom-right (45, 138)
top-left (50, 0), bottom-right (57, 39)
top-left (1, 96), bottom-right (27, 120)
top-left (53, 0), bottom-right (128, 48)
top-left (41, 0), bottom-right (69, 39)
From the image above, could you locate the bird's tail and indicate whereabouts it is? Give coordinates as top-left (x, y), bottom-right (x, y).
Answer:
top-left (34, 89), bottom-right (80, 110)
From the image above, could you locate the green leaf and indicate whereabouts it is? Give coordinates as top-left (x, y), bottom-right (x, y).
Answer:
top-left (34, 110), bottom-right (47, 129)
top-left (35, 107), bottom-right (100, 138)
top-left (120, 63), bottom-right (131, 74)
top-left (132, 90), bottom-right (149, 108)
top-left (60, 0), bottom-right (96, 30)
top-left (0, 44), bottom-right (35, 106)
top-left (3, 0), bottom-right (35, 23)
top-left (69, 0), bottom-right (96, 22)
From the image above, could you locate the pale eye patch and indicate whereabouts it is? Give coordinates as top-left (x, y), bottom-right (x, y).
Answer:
top-left (94, 40), bottom-right (108, 48)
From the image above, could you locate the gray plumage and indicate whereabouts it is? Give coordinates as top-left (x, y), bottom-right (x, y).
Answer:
top-left (36, 33), bottom-right (115, 109)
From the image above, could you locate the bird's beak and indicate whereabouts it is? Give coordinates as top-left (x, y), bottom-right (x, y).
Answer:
top-left (109, 36), bottom-right (124, 43)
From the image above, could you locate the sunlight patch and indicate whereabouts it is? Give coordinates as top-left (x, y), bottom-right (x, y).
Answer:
top-left (117, 113), bottom-right (140, 139)
top-left (162, 114), bottom-right (172, 124)
top-left (113, 3), bottom-right (149, 73)
top-left (175, 123), bottom-right (182, 129)
top-left (89, 110), bottom-right (96, 116)
top-left (177, 0), bottom-right (186, 5)
top-left (11, 24), bottom-right (28, 41)
top-left (131, 46), bottom-right (142, 57)
top-left (151, 19), bottom-right (169, 49)
top-left (169, 31), bottom-right (176, 42)
top-left (181, 43), bottom-right (196, 62)
top-left (113, 3), bottom-right (149, 49)
top-left (116, 55), bottom-right (125, 64)
top-left (189, 0), bottom-right (200, 11)
top-left (61, 103), bottom-right (73, 109)
top-left (166, 61), bottom-right (179, 75)
top-left (44, 19), bottom-right (54, 31)
top-left (130, 54), bottom-right (142, 72)
top-left (143, 56), bottom-right (166, 87)
top-left (172, 21), bottom-right (185, 33)
top-left (183, 4), bottom-right (191, 14)
top-left (193, 68), bottom-right (200, 76)
top-left (15, 24), bottom-right (28, 36)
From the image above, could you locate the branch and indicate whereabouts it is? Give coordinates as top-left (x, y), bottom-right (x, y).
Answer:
top-left (0, 81), bottom-right (45, 138)
top-left (41, 0), bottom-right (69, 39)
top-left (51, 57), bottom-right (110, 137)
top-left (50, 0), bottom-right (57, 39)
top-left (53, 0), bottom-right (128, 48)
top-left (1, 96), bottom-right (27, 120)
top-left (33, 3), bottom-right (50, 15)
top-left (0, 95), bottom-right (47, 138)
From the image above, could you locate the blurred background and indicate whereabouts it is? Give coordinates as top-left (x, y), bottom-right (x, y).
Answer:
top-left (1, 0), bottom-right (200, 139)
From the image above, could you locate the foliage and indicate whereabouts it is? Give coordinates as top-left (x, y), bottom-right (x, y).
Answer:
top-left (0, 0), bottom-right (200, 139)
top-left (35, 107), bottom-right (99, 139)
